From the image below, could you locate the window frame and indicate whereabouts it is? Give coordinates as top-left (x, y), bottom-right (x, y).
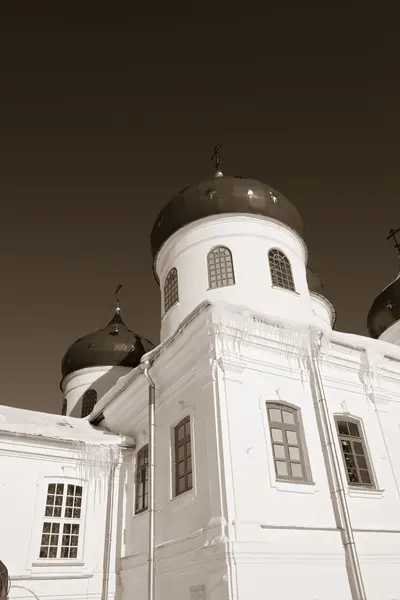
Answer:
top-left (268, 248), bottom-right (296, 292)
top-left (207, 245), bottom-right (235, 289)
top-left (174, 416), bottom-right (193, 497)
top-left (37, 481), bottom-right (84, 562)
top-left (266, 402), bottom-right (310, 484)
top-left (164, 267), bottom-right (179, 313)
top-left (334, 415), bottom-right (376, 488)
top-left (135, 444), bottom-right (149, 514)
top-left (81, 388), bottom-right (97, 418)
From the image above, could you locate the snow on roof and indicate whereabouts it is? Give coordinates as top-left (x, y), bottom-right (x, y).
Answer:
top-left (0, 404), bottom-right (124, 445)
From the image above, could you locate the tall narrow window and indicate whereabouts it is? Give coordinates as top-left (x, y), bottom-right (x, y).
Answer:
top-left (174, 416), bottom-right (192, 496)
top-left (207, 245), bottom-right (235, 289)
top-left (81, 389), bottom-right (97, 418)
top-left (61, 398), bottom-right (67, 416)
top-left (268, 248), bottom-right (295, 291)
top-left (164, 267), bottom-right (179, 313)
top-left (135, 445), bottom-right (149, 514)
top-left (335, 417), bottom-right (375, 487)
top-left (39, 483), bottom-right (83, 559)
top-left (266, 403), bottom-right (309, 482)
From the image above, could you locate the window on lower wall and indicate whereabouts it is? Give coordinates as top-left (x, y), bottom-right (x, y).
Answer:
top-left (39, 483), bottom-right (83, 559)
top-left (335, 416), bottom-right (375, 487)
top-left (174, 416), bottom-right (192, 496)
top-left (135, 445), bottom-right (149, 514)
top-left (266, 403), bottom-right (310, 483)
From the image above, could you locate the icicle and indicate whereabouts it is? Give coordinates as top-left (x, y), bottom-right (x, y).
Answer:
top-left (71, 442), bottom-right (120, 506)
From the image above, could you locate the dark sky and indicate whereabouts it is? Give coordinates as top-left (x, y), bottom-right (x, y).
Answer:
top-left (1, 4), bottom-right (399, 414)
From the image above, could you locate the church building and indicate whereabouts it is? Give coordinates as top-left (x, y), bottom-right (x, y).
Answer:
top-left (1, 159), bottom-right (400, 600)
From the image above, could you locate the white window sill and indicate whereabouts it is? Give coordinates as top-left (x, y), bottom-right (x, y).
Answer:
top-left (12, 571), bottom-right (93, 581)
top-left (347, 487), bottom-right (385, 499)
top-left (170, 488), bottom-right (197, 511)
top-left (272, 479), bottom-right (318, 495)
top-left (32, 560), bottom-right (84, 568)
top-left (271, 285), bottom-right (300, 297)
top-left (133, 508), bottom-right (148, 519)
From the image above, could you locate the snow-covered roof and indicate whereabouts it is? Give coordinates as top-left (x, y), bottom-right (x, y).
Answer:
top-left (0, 404), bottom-right (124, 445)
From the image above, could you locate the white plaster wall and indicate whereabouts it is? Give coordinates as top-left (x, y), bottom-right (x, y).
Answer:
top-left (0, 436), bottom-right (120, 600)
top-left (213, 319), bottom-right (400, 600)
top-left (62, 365), bottom-right (131, 417)
top-left (310, 292), bottom-right (335, 329)
top-left (99, 301), bottom-right (400, 600)
top-left (155, 215), bottom-right (313, 341)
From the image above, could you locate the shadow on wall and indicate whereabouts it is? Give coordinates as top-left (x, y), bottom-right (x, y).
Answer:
top-left (69, 365), bottom-right (134, 419)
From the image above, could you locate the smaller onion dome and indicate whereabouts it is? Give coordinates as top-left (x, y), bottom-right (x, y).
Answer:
top-left (367, 275), bottom-right (400, 339)
top-left (151, 175), bottom-right (304, 262)
top-left (61, 310), bottom-right (154, 380)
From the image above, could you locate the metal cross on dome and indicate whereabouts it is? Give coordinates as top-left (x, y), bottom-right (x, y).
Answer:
top-left (211, 144), bottom-right (223, 176)
top-left (386, 228), bottom-right (400, 257)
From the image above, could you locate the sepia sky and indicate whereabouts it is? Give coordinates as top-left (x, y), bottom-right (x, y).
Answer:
top-left (1, 3), bottom-right (399, 413)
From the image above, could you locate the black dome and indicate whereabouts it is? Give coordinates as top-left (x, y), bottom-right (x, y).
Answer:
top-left (367, 275), bottom-right (400, 339)
top-left (151, 175), bottom-right (304, 261)
top-left (61, 311), bottom-right (154, 379)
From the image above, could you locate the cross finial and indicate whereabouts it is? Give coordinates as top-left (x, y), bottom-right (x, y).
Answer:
top-left (115, 284), bottom-right (123, 313)
top-left (211, 144), bottom-right (223, 178)
top-left (386, 228), bottom-right (400, 257)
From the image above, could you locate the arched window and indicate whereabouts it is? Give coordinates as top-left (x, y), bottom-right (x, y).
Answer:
top-left (61, 398), bottom-right (67, 416)
top-left (207, 245), bottom-right (235, 289)
top-left (164, 267), bottom-right (179, 313)
top-left (174, 416), bottom-right (192, 496)
top-left (335, 417), bottom-right (375, 487)
top-left (81, 389), bottom-right (97, 418)
top-left (135, 445), bottom-right (149, 514)
top-left (266, 403), bottom-right (309, 482)
top-left (268, 248), bottom-right (295, 291)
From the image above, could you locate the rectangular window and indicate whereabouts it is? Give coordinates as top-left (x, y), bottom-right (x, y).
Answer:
top-left (39, 483), bottom-right (83, 559)
top-left (135, 445), bottom-right (149, 514)
top-left (266, 403), bottom-right (309, 483)
top-left (174, 417), bottom-right (192, 496)
top-left (335, 417), bottom-right (375, 487)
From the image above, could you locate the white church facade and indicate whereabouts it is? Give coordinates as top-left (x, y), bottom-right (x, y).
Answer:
top-left (1, 164), bottom-right (400, 600)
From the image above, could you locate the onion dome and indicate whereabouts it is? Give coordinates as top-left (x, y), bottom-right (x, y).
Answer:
top-left (307, 266), bottom-right (337, 327)
top-left (367, 229), bottom-right (400, 339)
top-left (61, 309), bottom-right (154, 380)
top-left (151, 174), bottom-right (304, 262)
top-left (367, 275), bottom-right (400, 339)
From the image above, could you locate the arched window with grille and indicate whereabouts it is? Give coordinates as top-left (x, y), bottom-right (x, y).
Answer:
top-left (335, 416), bottom-right (375, 487)
top-left (174, 416), bottom-right (193, 496)
top-left (268, 248), bottom-right (295, 292)
top-left (135, 445), bottom-right (149, 514)
top-left (164, 267), bottom-right (179, 313)
top-left (266, 402), bottom-right (310, 483)
top-left (207, 245), bottom-right (235, 289)
top-left (81, 389), bottom-right (97, 418)
top-left (61, 398), bottom-right (67, 416)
